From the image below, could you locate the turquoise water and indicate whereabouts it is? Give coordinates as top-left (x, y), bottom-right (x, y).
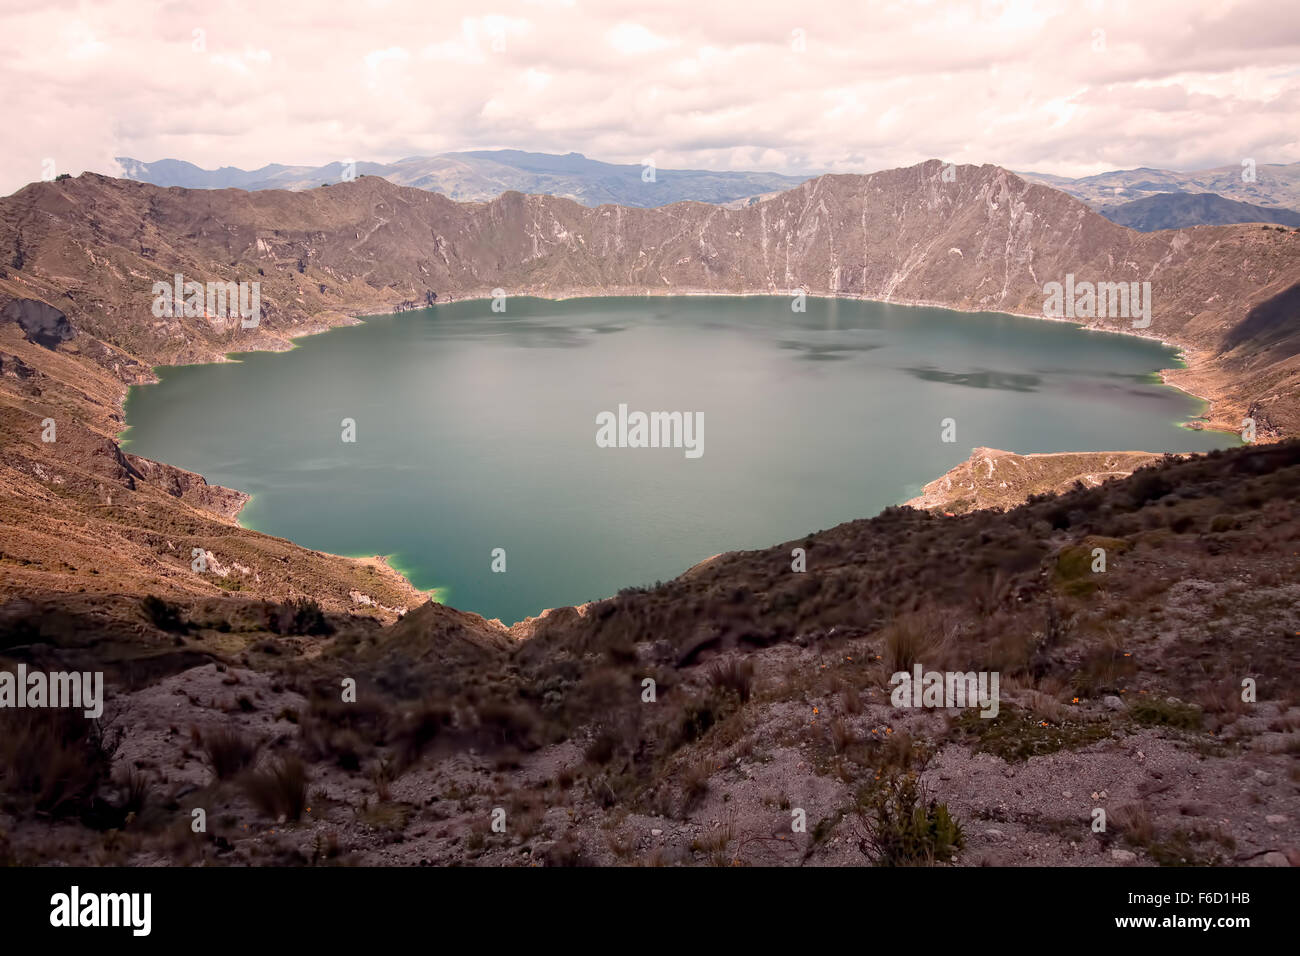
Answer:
top-left (121, 296), bottom-right (1231, 623)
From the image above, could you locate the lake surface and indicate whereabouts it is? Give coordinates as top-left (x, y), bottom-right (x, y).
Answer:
top-left (122, 296), bottom-right (1232, 624)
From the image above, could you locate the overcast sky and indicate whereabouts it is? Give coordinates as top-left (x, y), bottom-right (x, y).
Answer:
top-left (3, 0), bottom-right (1298, 196)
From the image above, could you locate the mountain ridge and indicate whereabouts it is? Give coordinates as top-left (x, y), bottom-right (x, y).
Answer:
top-left (1099, 192), bottom-right (1300, 231)
top-left (113, 150), bottom-right (811, 208)
top-left (1020, 160), bottom-right (1300, 211)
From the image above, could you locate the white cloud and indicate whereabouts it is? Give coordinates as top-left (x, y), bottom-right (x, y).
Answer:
top-left (605, 23), bottom-right (676, 56)
top-left (364, 46), bottom-right (410, 71)
top-left (0, 0), bottom-right (1297, 195)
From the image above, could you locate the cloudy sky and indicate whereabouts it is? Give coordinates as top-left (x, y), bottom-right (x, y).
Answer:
top-left (3, 0), bottom-right (1298, 195)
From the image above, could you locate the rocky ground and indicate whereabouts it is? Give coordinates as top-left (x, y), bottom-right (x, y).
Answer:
top-left (3, 441), bottom-right (1298, 867)
top-left (906, 447), bottom-right (1166, 515)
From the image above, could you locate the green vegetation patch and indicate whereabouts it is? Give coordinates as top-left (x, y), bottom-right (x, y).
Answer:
top-left (949, 705), bottom-right (1113, 762)
top-left (1053, 536), bottom-right (1129, 597)
top-left (1128, 697), bottom-right (1203, 731)
top-left (853, 760), bottom-right (964, 866)
top-left (1147, 826), bottom-right (1233, 867)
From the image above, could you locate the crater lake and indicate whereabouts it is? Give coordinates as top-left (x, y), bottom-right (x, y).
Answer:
top-left (121, 296), bottom-right (1233, 624)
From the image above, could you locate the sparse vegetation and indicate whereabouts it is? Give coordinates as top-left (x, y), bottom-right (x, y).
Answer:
top-left (1, 433), bottom-right (1298, 866)
top-left (707, 658), bottom-right (754, 703)
top-left (241, 756), bottom-right (309, 821)
top-left (1129, 697), bottom-right (1203, 731)
top-left (853, 753), bottom-right (963, 866)
top-left (142, 594), bottom-right (185, 632)
top-left (199, 727), bottom-right (261, 780)
top-left (949, 706), bottom-right (1113, 762)
top-left (0, 708), bottom-right (122, 819)
top-left (266, 598), bottom-right (332, 636)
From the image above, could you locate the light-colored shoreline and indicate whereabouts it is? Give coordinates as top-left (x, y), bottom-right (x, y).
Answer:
top-left (355, 286), bottom-right (1227, 430)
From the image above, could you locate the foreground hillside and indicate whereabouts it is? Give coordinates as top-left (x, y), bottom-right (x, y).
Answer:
top-left (2, 441), bottom-right (1298, 866)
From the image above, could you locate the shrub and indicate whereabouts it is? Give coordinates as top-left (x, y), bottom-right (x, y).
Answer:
top-left (394, 703), bottom-right (452, 770)
top-left (1209, 514), bottom-right (1237, 533)
top-left (707, 658), bottom-right (755, 703)
top-left (680, 758), bottom-right (712, 811)
top-left (0, 708), bottom-right (121, 818)
top-left (199, 727), bottom-right (261, 780)
top-left (584, 729), bottom-right (619, 765)
top-left (883, 612), bottom-right (948, 673)
top-left (1072, 635), bottom-right (1137, 696)
top-left (829, 716), bottom-right (855, 754)
top-left (267, 598), bottom-right (332, 636)
top-left (116, 768), bottom-right (151, 816)
top-left (1111, 803), bottom-right (1155, 847)
top-left (241, 755), bottom-right (309, 821)
top-left (854, 763), bottom-right (963, 866)
top-left (670, 688), bottom-right (738, 750)
top-left (325, 730), bottom-right (365, 772)
top-left (1128, 470), bottom-right (1171, 506)
top-left (1130, 697), bottom-right (1202, 730)
top-left (142, 595), bottom-right (185, 632)
top-left (1054, 545), bottom-right (1100, 596)
top-left (475, 699), bottom-right (542, 750)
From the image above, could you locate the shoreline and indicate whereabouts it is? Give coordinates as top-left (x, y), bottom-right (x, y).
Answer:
top-left (115, 288), bottom-right (1240, 607)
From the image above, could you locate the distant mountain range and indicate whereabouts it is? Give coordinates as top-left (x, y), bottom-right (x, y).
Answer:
top-left (1019, 161), bottom-right (1300, 211)
top-left (115, 150), bottom-right (810, 208)
top-left (118, 152), bottom-right (1300, 231)
top-left (1098, 192), bottom-right (1300, 231)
